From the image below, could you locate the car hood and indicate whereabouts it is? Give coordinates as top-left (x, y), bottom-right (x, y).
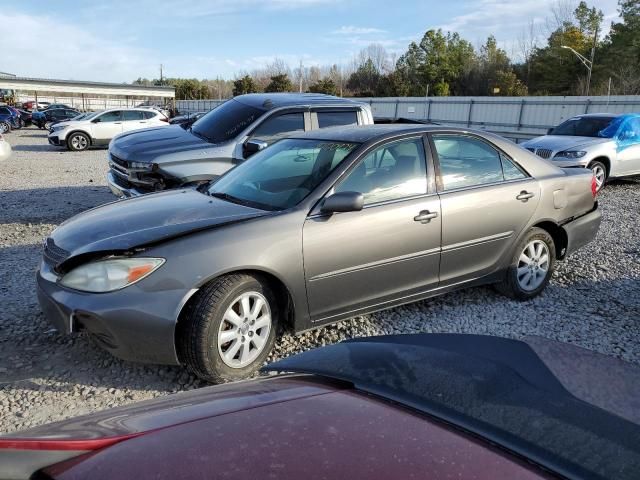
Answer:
top-left (522, 135), bottom-right (611, 151)
top-left (109, 125), bottom-right (210, 163)
top-left (49, 189), bottom-right (268, 261)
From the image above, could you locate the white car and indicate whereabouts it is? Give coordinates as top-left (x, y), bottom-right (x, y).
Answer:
top-left (0, 134), bottom-right (11, 161)
top-left (48, 108), bottom-right (169, 151)
top-left (521, 113), bottom-right (640, 191)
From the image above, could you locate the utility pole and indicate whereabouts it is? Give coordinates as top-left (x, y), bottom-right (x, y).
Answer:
top-left (298, 60), bottom-right (303, 93)
top-left (160, 64), bottom-right (164, 85)
top-left (562, 24), bottom-right (598, 97)
top-left (586, 24), bottom-right (598, 97)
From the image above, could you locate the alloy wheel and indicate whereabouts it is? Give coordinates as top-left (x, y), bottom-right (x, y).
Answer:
top-left (591, 164), bottom-right (606, 191)
top-left (217, 291), bottom-right (272, 368)
top-left (517, 240), bottom-right (550, 291)
top-left (71, 135), bottom-right (88, 150)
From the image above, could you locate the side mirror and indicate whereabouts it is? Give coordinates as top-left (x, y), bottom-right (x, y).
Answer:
top-left (243, 139), bottom-right (268, 158)
top-left (91, 117), bottom-right (101, 123)
top-left (321, 191), bottom-right (364, 214)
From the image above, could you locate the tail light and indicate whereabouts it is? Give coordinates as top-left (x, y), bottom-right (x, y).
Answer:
top-left (160, 116), bottom-right (169, 122)
top-left (591, 174), bottom-right (597, 198)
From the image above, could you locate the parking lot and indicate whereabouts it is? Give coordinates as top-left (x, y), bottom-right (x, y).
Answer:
top-left (0, 126), bottom-right (639, 433)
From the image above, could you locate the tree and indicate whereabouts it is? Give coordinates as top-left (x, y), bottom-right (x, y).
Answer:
top-left (346, 59), bottom-right (381, 96)
top-left (493, 70), bottom-right (528, 96)
top-left (233, 75), bottom-right (258, 96)
top-left (265, 74), bottom-right (293, 93)
top-left (307, 78), bottom-right (338, 95)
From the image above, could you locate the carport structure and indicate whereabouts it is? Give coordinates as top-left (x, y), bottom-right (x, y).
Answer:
top-left (0, 76), bottom-right (175, 111)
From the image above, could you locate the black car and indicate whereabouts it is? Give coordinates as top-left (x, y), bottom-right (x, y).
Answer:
top-left (17, 109), bottom-right (33, 127)
top-left (33, 108), bottom-right (81, 129)
top-left (169, 111), bottom-right (206, 129)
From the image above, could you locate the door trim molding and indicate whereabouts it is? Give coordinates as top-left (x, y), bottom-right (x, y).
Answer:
top-left (441, 231), bottom-right (513, 252)
top-left (308, 246), bottom-right (441, 282)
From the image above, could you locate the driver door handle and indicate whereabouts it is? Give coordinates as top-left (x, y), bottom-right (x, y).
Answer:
top-left (414, 210), bottom-right (438, 223)
top-left (516, 191), bottom-right (535, 202)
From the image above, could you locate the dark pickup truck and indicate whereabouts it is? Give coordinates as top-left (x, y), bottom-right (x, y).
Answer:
top-left (107, 93), bottom-right (373, 197)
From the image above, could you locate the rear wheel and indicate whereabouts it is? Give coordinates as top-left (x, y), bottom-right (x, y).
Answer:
top-left (0, 122), bottom-right (9, 134)
top-left (177, 274), bottom-right (279, 383)
top-left (588, 160), bottom-right (607, 192)
top-left (67, 132), bottom-right (90, 151)
top-left (495, 227), bottom-right (555, 300)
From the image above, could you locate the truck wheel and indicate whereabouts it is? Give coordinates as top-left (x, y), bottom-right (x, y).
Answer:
top-left (67, 132), bottom-right (90, 151)
top-left (495, 227), bottom-right (556, 301)
top-left (588, 161), bottom-right (607, 192)
top-left (177, 273), bottom-right (279, 383)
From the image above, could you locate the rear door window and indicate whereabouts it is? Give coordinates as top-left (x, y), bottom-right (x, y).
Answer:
top-left (433, 135), bottom-right (526, 191)
top-left (123, 110), bottom-right (145, 121)
top-left (249, 113), bottom-right (304, 145)
top-left (317, 111), bottom-right (358, 128)
top-left (97, 111), bottom-right (122, 122)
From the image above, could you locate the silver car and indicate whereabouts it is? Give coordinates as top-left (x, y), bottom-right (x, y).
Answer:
top-left (521, 113), bottom-right (640, 191)
top-left (37, 125), bottom-right (601, 382)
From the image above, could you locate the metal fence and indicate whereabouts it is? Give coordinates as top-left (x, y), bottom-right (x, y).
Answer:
top-left (177, 95), bottom-right (640, 143)
top-left (15, 93), bottom-right (167, 111)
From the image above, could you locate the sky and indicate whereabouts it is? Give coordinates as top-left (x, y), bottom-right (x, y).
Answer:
top-left (1, 0), bottom-right (622, 83)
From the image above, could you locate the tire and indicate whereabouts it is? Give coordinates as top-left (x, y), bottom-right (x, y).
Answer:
top-left (67, 132), bottom-right (90, 151)
top-left (495, 227), bottom-right (556, 301)
top-left (0, 122), bottom-right (9, 134)
top-left (588, 160), bottom-right (607, 192)
top-left (177, 273), bottom-right (279, 383)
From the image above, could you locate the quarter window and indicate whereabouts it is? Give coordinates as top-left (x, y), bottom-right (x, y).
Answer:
top-left (142, 111), bottom-right (156, 119)
top-left (433, 135), bottom-right (526, 191)
top-left (317, 111), bottom-right (358, 128)
top-left (249, 113), bottom-right (304, 145)
top-left (335, 137), bottom-right (428, 205)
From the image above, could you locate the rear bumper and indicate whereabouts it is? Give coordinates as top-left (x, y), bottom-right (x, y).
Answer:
top-left (563, 203), bottom-right (601, 256)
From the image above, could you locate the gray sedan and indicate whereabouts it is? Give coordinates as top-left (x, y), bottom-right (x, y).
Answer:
top-left (37, 125), bottom-right (601, 382)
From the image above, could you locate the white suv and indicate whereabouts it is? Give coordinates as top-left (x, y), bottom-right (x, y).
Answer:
top-left (48, 108), bottom-right (169, 151)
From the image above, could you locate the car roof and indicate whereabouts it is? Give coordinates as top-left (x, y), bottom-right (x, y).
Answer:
top-left (234, 93), bottom-right (364, 110)
top-left (575, 113), bottom-right (620, 119)
top-left (264, 334), bottom-right (640, 480)
top-left (288, 123), bottom-right (458, 143)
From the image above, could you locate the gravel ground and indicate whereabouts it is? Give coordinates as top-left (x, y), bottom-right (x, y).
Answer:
top-left (1, 127), bottom-right (639, 434)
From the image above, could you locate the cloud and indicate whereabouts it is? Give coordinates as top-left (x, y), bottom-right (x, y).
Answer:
top-left (331, 26), bottom-right (387, 35)
top-left (0, 11), bottom-right (159, 82)
top-left (437, 0), bottom-right (620, 45)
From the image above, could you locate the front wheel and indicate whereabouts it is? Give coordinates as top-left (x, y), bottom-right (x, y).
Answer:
top-left (588, 160), bottom-right (607, 192)
top-left (67, 132), bottom-right (90, 151)
top-left (495, 227), bottom-right (556, 300)
top-left (0, 122), bottom-right (9, 134)
top-left (177, 274), bottom-right (279, 383)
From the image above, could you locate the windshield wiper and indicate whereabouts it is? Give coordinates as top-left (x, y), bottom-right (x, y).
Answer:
top-left (189, 127), bottom-right (212, 143)
top-left (209, 191), bottom-right (279, 212)
top-left (209, 191), bottom-right (251, 206)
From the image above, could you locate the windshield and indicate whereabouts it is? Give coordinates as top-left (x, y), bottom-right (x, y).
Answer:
top-left (208, 139), bottom-right (359, 211)
top-left (191, 99), bottom-right (265, 144)
top-left (550, 116), bottom-right (616, 137)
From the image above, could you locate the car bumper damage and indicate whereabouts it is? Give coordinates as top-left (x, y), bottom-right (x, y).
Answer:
top-left (36, 261), bottom-right (187, 366)
top-left (562, 203), bottom-right (602, 256)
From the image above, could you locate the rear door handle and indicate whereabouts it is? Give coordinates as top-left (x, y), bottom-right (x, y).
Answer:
top-left (414, 210), bottom-right (438, 223)
top-left (516, 191), bottom-right (535, 202)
